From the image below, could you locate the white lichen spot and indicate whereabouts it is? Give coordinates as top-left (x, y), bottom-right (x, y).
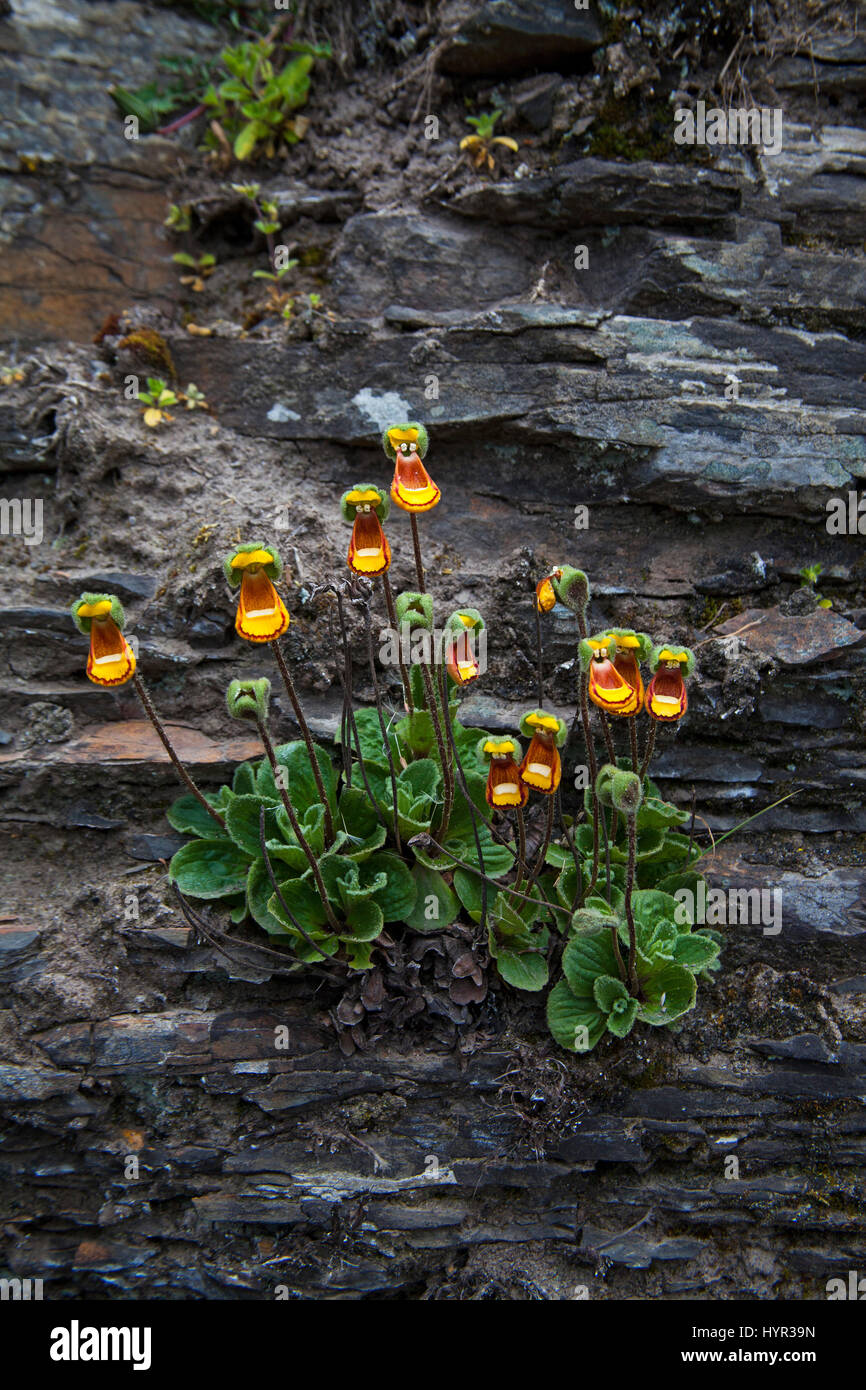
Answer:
top-left (267, 402), bottom-right (301, 422)
top-left (351, 388), bottom-right (413, 430)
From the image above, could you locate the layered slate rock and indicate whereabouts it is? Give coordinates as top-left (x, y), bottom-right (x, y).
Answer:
top-left (0, 0), bottom-right (219, 339)
top-left (2, 0), bottom-right (866, 1303)
top-left (438, 0), bottom-right (603, 78)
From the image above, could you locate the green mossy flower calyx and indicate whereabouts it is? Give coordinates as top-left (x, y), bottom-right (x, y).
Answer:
top-left (579, 633), bottom-right (616, 671)
top-left (340, 483), bottom-right (390, 524)
top-left (518, 709), bottom-right (568, 747)
top-left (603, 627), bottom-right (652, 662)
top-left (71, 593), bottom-right (126, 633)
top-left (381, 421), bottom-right (429, 461)
top-left (223, 542), bottom-right (283, 588)
top-left (611, 769), bottom-right (643, 815)
top-left (649, 641), bottom-right (696, 676)
top-left (226, 678), bottom-right (271, 723)
top-left (395, 591), bottom-right (434, 631)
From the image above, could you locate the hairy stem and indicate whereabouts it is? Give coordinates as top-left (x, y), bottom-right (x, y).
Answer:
top-left (271, 639), bottom-right (334, 846)
top-left (436, 681), bottom-right (488, 933)
top-left (132, 673), bottom-right (225, 829)
top-left (600, 710), bottom-right (617, 766)
top-left (625, 811), bottom-right (638, 994)
top-left (628, 716), bottom-right (639, 774)
top-left (364, 600), bottom-right (402, 853)
top-left (514, 806), bottom-right (527, 890)
top-left (556, 787), bottom-right (582, 905)
top-left (639, 720), bottom-right (657, 782)
top-left (436, 662), bottom-right (458, 841)
top-left (578, 671), bottom-right (600, 905)
top-left (259, 806), bottom-right (334, 964)
top-left (409, 514), bottom-right (426, 592)
top-left (256, 718), bottom-right (340, 931)
top-left (421, 659), bottom-right (452, 831)
top-left (328, 606), bottom-right (352, 787)
top-left (525, 795), bottom-right (554, 892)
top-left (534, 604), bottom-right (544, 707)
top-left (382, 572), bottom-right (414, 717)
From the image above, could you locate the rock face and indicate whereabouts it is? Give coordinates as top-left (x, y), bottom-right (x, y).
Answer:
top-left (438, 0), bottom-right (604, 77)
top-left (1, 0), bottom-right (866, 1300)
top-left (0, 0), bottom-right (221, 340)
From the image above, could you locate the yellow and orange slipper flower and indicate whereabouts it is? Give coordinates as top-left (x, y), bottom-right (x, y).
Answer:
top-left (581, 635), bottom-right (641, 717)
top-left (443, 608), bottom-right (485, 687)
top-left (223, 543), bottom-right (289, 643)
top-left (535, 565), bottom-right (590, 616)
top-left (71, 593), bottom-right (136, 687)
top-left (535, 573), bottom-right (558, 613)
top-left (478, 737), bottom-right (528, 809)
top-left (340, 484), bottom-right (392, 576)
top-left (601, 627), bottom-right (652, 711)
top-left (645, 644), bottom-right (696, 722)
top-left (518, 710), bottom-right (567, 796)
top-left (382, 422), bottom-right (440, 513)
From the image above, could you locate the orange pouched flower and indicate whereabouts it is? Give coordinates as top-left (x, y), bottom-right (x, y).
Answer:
top-left (443, 608), bottom-right (485, 687)
top-left (517, 710), bottom-right (567, 796)
top-left (645, 644), bottom-right (696, 722)
top-left (535, 573), bottom-right (558, 613)
top-left (581, 635), bottom-right (641, 717)
top-left (223, 543), bottom-right (289, 643)
top-left (382, 422), bottom-right (440, 513)
top-left (478, 736), bottom-right (527, 809)
top-left (71, 593), bottom-right (136, 688)
top-left (340, 484), bottom-right (391, 576)
top-left (602, 628), bottom-right (652, 712)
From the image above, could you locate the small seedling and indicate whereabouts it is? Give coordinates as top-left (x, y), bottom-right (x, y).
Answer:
top-left (799, 562), bottom-right (832, 608)
top-left (138, 378), bottom-right (178, 427)
top-left (204, 38), bottom-right (330, 162)
top-left (172, 252), bottom-right (216, 291)
top-left (182, 383), bottom-right (209, 411)
top-left (460, 109), bottom-right (519, 173)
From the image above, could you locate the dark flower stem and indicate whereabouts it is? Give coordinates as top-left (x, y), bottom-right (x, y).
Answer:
top-left (409, 514), bottom-right (426, 592)
top-left (525, 795), bottom-right (554, 892)
top-left (363, 601), bottom-right (402, 853)
top-left (534, 605), bottom-right (544, 707)
top-left (578, 671), bottom-right (600, 905)
top-left (256, 718), bottom-right (341, 931)
top-left (436, 682), bottom-right (487, 933)
top-left (381, 572), bottom-right (414, 717)
top-left (421, 660), bottom-right (452, 831)
top-left (271, 639), bottom-right (335, 846)
top-left (258, 806), bottom-right (334, 964)
top-left (325, 596), bottom-right (389, 834)
top-left (629, 717), bottom-right (639, 774)
top-left (423, 837), bottom-right (568, 923)
top-left (327, 592), bottom-right (389, 833)
top-left (132, 673), bottom-right (225, 829)
top-left (639, 721), bottom-right (657, 781)
top-left (436, 662), bottom-right (459, 840)
top-left (599, 800), bottom-right (613, 906)
top-left (514, 806), bottom-right (527, 890)
top-left (557, 787), bottom-right (582, 899)
top-left (600, 710), bottom-right (617, 766)
top-left (625, 811), bottom-right (638, 994)
top-left (327, 605), bottom-right (352, 786)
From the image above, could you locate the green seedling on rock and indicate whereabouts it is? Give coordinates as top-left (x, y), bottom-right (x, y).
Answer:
top-left (172, 251), bottom-right (216, 291)
top-left (204, 37), bottom-right (330, 162)
top-left (460, 109), bottom-right (519, 173)
top-left (137, 378), bottom-right (178, 428)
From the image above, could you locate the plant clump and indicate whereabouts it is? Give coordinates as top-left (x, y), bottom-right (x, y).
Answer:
top-left (71, 422), bottom-right (720, 1055)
